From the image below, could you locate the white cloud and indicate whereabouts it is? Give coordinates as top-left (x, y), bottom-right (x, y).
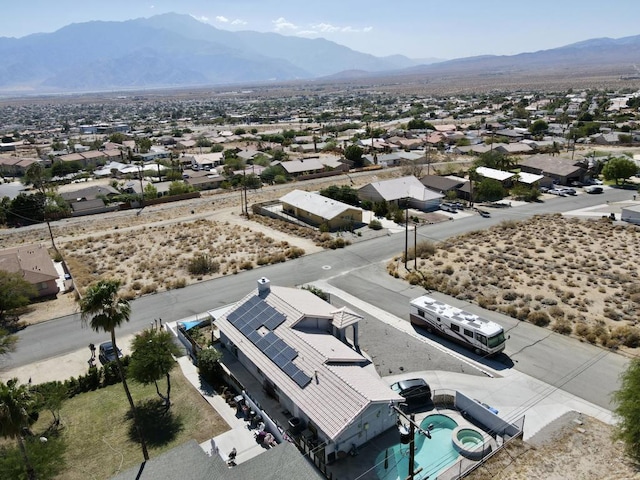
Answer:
top-left (312, 23), bottom-right (340, 33)
top-left (286, 21), bottom-right (374, 37)
top-left (191, 15), bottom-right (210, 23)
top-left (231, 19), bottom-right (247, 26)
top-left (216, 15), bottom-right (229, 23)
top-left (273, 17), bottom-right (298, 32)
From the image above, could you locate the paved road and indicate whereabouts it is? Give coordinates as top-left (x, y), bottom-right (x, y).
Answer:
top-left (1, 187), bottom-right (634, 412)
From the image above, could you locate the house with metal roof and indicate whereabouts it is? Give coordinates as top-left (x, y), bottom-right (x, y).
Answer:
top-left (280, 189), bottom-right (363, 230)
top-left (214, 278), bottom-right (403, 464)
top-left (475, 167), bottom-right (517, 183)
top-left (358, 175), bottom-right (444, 211)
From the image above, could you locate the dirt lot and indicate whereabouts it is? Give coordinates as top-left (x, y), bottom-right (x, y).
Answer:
top-left (467, 411), bottom-right (639, 480)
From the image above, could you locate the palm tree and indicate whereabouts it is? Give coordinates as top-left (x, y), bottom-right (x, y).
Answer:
top-left (79, 279), bottom-right (149, 461)
top-left (0, 379), bottom-right (37, 480)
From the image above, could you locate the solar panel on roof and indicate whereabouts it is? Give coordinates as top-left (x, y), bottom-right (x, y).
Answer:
top-left (263, 331), bottom-right (279, 346)
top-left (272, 353), bottom-right (288, 367)
top-left (264, 344), bottom-right (279, 359)
top-left (282, 362), bottom-right (298, 377)
top-left (247, 331), bottom-right (261, 344)
top-left (292, 370), bottom-right (312, 388)
top-left (254, 336), bottom-right (270, 350)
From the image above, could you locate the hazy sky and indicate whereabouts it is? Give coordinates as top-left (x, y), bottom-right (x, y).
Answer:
top-left (5, 1), bottom-right (639, 59)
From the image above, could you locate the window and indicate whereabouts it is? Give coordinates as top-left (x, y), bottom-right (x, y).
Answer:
top-left (475, 333), bottom-right (488, 345)
top-left (437, 317), bottom-right (441, 323)
top-left (418, 310), bottom-right (425, 317)
top-left (451, 324), bottom-right (460, 332)
top-left (464, 329), bottom-right (473, 337)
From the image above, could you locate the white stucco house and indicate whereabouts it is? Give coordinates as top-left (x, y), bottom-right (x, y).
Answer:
top-left (213, 278), bottom-right (403, 464)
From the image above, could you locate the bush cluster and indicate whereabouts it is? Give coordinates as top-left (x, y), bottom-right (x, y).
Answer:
top-left (33, 357), bottom-right (128, 400)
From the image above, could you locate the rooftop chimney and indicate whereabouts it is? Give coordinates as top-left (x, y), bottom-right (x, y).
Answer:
top-left (257, 277), bottom-right (271, 296)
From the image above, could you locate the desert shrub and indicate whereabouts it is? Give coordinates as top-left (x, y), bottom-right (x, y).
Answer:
top-left (503, 291), bottom-right (518, 301)
top-left (239, 261), bottom-right (253, 270)
top-left (140, 283), bottom-right (158, 295)
top-left (498, 305), bottom-right (518, 317)
top-left (172, 278), bottom-right (187, 289)
top-left (442, 265), bottom-right (454, 275)
top-left (319, 222), bottom-right (330, 233)
top-left (477, 295), bottom-right (496, 309)
top-left (541, 298), bottom-right (558, 306)
top-left (611, 325), bottom-right (640, 348)
top-left (285, 247), bottom-right (305, 258)
top-left (369, 219), bottom-right (383, 230)
top-left (548, 305), bottom-right (565, 319)
top-left (527, 311), bottom-right (551, 327)
top-left (405, 271), bottom-right (423, 285)
top-left (131, 281), bottom-right (142, 291)
top-left (552, 318), bottom-right (572, 335)
top-left (575, 323), bottom-right (591, 338)
top-left (188, 254), bottom-right (220, 275)
top-left (415, 241), bottom-right (437, 258)
top-left (516, 307), bottom-right (530, 321)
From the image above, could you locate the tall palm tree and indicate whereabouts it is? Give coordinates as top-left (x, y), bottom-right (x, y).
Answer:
top-left (79, 279), bottom-right (149, 461)
top-left (0, 379), bottom-right (37, 480)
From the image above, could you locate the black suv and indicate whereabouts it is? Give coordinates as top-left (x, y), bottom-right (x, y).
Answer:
top-left (390, 378), bottom-right (431, 407)
top-left (98, 341), bottom-right (123, 365)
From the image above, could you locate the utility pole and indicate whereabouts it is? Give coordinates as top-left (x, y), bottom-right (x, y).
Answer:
top-left (408, 413), bottom-right (416, 480)
top-left (404, 199), bottom-right (409, 270)
top-left (414, 221), bottom-right (417, 270)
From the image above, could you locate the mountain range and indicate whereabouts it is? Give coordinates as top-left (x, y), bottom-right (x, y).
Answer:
top-left (0, 13), bottom-right (639, 95)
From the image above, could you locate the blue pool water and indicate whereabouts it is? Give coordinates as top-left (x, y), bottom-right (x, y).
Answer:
top-left (375, 414), bottom-right (460, 480)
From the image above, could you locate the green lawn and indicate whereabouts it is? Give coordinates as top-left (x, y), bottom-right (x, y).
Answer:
top-left (31, 365), bottom-right (229, 480)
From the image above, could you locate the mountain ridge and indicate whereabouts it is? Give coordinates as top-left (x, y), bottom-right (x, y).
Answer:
top-left (0, 13), bottom-right (638, 94)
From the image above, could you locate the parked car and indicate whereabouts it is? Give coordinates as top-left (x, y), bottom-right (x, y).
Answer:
top-left (391, 378), bottom-right (432, 408)
top-left (558, 187), bottom-right (576, 195)
top-left (584, 186), bottom-right (603, 194)
top-left (547, 188), bottom-right (566, 196)
top-left (98, 341), bottom-right (123, 364)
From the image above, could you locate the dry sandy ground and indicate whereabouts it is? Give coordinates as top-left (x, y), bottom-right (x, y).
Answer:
top-left (393, 213), bottom-right (640, 355)
top-left (467, 411), bottom-right (639, 480)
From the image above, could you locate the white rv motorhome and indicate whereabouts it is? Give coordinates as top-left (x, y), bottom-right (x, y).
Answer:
top-left (409, 295), bottom-right (507, 355)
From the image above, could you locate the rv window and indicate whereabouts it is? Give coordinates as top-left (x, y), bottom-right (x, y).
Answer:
top-left (475, 333), bottom-right (488, 345)
top-left (437, 317), bottom-right (440, 322)
top-left (464, 329), bottom-right (473, 337)
top-left (418, 310), bottom-right (425, 317)
top-left (451, 324), bottom-right (460, 332)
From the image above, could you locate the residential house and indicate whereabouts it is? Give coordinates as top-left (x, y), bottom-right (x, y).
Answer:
top-left (358, 176), bottom-right (444, 211)
top-left (475, 167), bottom-right (517, 187)
top-left (518, 154), bottom-right (587, 185)
top-left (0, 244), bottom-right (59, 298)
top-left (420, 175), bottom-right (470, 200)
top-left (184, 153), bottom-right (224, 171)
top-left (214, 278), bottom-right (403, 464)
top-left (493, 143), bottom-right (533, 155)
top-left (0, 155), bottom-right (39, 176)
top-left (279, 158), bottom-right (326, 177)
top-left (280, 190), bottom-right (363, 230)
top-left (184, 170), bottom-right (225, 190)
top-left (60, 185), bottom-right (121, 217)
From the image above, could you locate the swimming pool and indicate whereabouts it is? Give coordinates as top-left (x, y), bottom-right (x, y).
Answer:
top-left (375, 414), bottom-right (460, 480)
